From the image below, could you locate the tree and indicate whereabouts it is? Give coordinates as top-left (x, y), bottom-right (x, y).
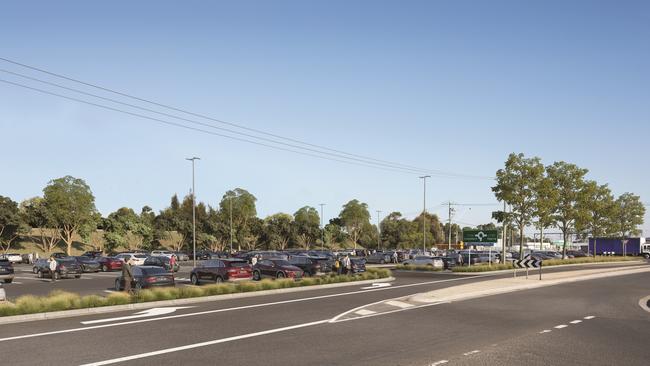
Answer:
top-left (42, 176), bottom-right (98, 255)
top-left (546, 161), bottom-right (589, 258)
top-left (575, 181), bottom-right (616, 256)
top-left (0, 196), bottom-right (28, 253)
top-left (104, 207), bottom-right (153, 252)
top-left (218, 189), bottom-right (257, 252)
top-left (612, 193), bottom-right (645, 255)
top-left (533, 173), bottom-right (559, 251)
top-left (20, 197), bottom-right (60, 254)
top-left (264, 213), bottom-right (293, 250)
top-left (492, 153), bottom-right (545, 257)
top-left (292, 206), bottom-right (320, 249)
top-left (339, 199), bottom-right (371, 250)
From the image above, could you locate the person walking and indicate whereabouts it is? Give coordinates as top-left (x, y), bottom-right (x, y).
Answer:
top-left (169, 254), bottom-right (177, 272)
top-left (251, 255), bottom-right (258, 266)
top-left (392, 251), bottom-right (398, 264)
top-left (343, 254), bottom-right (351, 275)
top-left (457, 251), bottom-right (464, 267)
top-left (122, 261), bottom-right (133, 293)
top-left (48, 256), bottom-right (57, 282)
top-left (334, 257), bottom-right (341, 275)
top-left (28, 252), bottom-right (33, 265)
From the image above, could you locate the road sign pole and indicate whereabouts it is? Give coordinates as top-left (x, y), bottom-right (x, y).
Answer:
top-left (526, 266), bottom-right (529, 279)
top-left (539, 262), bottom-right (542, 280)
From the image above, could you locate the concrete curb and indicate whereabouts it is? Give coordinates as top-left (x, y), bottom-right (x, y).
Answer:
top-left (0, 276), bottom-right (394, 325)
top-left (446, 260), bottom-right (646, 276)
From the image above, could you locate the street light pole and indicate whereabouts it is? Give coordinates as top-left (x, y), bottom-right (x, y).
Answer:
top-left (448, 202), bottom-right (453, 250)
top-left (319, 203), bottom-right (325, 251)
top-left (376, 210), bottom-right (382, 251)
top-left (229, 195), bottom-right (233, 254)
top-left (185, 157), bottom-right (200, 268)
top-left (419, 175), bottom-right (430, 253)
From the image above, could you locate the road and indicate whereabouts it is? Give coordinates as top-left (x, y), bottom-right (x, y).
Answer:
top-left (1, 261), bottom-right (649, 365)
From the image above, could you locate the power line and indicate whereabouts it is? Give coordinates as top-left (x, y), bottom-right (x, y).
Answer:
top-left (0, 57), bottom-right (494, 180)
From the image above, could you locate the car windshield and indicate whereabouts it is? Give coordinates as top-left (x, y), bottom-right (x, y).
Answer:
top-left (272, 260), bottom-right (292, 267)
top-left (134, 255), bottom-right (147, 259)
top-left (58, 259), bottom-right (76, 264)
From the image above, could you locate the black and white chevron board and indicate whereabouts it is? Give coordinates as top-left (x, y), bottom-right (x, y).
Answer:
top-left (513, 258), bottom-right (542, 269)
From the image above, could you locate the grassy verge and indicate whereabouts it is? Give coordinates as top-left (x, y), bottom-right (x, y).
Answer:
top-left (0, 268), bottom-right (390, 317)
top-left (452, 256), bottom-right (640, 273)
top-left (395, 264), bottom-right (443, 272)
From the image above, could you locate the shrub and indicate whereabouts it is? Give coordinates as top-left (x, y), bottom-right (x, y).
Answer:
top-left (396, 264), bottom-right (444, 272)
top-left (105, 292), bottom-right (131, 306)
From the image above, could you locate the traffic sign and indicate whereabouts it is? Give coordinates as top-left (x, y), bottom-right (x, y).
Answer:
top-left (462, 230), bottom-right (498, 244)
top-left (513, 258), bottom-right (542, 269)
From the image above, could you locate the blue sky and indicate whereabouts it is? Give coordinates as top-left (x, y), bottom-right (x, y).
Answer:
top-left (1, 0), bottom-right (648, 236)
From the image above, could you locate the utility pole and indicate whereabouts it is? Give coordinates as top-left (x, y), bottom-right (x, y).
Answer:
top-left (502, 201), bottom-right (507, 264)
top-left (419, 176), bottom-right (430, 253)
top-left (447, 202), bottom-right (454, 250)
top-left (319, 203), bottom-right (326, 251)
top-left (376, 210), bottom-right (382, 251)
top-left (229, 195), bottom-right (233, 254)
top-left (185, 157), bottom-right (200, 267)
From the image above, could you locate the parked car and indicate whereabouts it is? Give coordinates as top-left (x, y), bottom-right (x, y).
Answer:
top-left (288, 256), bottom-right (329, 276)
top-left (0, 259), bottom-right (15, 283)
top-left (143, 256), bottom-right (180, 272)
top-left (533, 251), bottom-right (563, 259)
top-left (349, 258), bottom-right (367, 273)
top-left (439, 256), bottom-right (457, 270)
top-left (173, 251), bottom-right (189, 261)
top-left (96, 256), bottom-right (124, 272)
top-left (52, 252), bottom-right (67, 259)
top-left (33, 258), bottom-right (82, 280)
top-left (0, 283), bottom-right (5, 302)
top-left (0, 253), bottom-right (23, 264)
top-left (72, 256), bottom-right (101, 273)
top-left (191, 250), bottom-right (226, 260)
top-left (365, 252), bottom-right (392, 264)
top-left (567, 250), bottom-right (587, 258)
top-left (402, 255), bottom-right (444, 268)
top-left (114, 253), bottom-right (147, 266)
top-left (190, 259), bottom-right (253, 285)
top-left (252, 259), bottom-right (303, 280)
top-left (81, 251), bottom-right (103, 258)
top-left (114, 266), bottom-right (175, 291)
top-left (150, 250), bottom-right (175, 258)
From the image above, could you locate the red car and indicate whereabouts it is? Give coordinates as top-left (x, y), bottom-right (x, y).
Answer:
top-left (97, 257), bottom-right (124, 272)
top-left (253, 259), bottom-right (303, 280)
top-left (190, 259), bottom-right (253, 285)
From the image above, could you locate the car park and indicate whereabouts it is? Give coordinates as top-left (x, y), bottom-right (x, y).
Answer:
top-left (33, 258), bottom-right (82, 280)
top-left (114, 266), bottom-right (175, 291)
top-left (114, 253), bottom-right (147, 265)
top-left (143, 256), bottom-right (180, 272)
top-left (402, 255), bottom-right (444, 268)
top-left (190, 259), bottom-right (253, 285)
top-left (0, 253), bottom-right (23, 264)
top-left (97, 256), bottom-right (124, 272)
top-left (0, 259), bottom-right (15, 283)
top-left (252, 259), bottom-right (303, 280)
top-left (72, 256), bottom-right (101, 273)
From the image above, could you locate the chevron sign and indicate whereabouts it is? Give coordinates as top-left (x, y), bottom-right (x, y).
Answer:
top-left (513, 258), bottom-right (542, 269)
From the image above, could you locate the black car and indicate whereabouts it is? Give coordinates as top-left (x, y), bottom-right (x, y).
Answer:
top-left (33, 258), bottom-right (82, 280)
top-left (252, 259), bottom-right (303, 280)
top-left (115, 266), bottom-right (175, 291)
top-left (143, 256), bottom-right (180, 272)
top-left (73, 256), bottom-right (101, 273)
top-left (349, 258), bottom-right (367, 273)
top-left (288, 256), bottom-right (330, 276)
top-left (0, 259), bottom-right (14, 283)
top-left (365, 252), bottom-right (392, 264)
top-left (81, 251), bottom-right (103, 258)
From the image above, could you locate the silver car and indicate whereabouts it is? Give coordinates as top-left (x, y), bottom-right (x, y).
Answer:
top-left (403, 256), bottom-right (444, 268)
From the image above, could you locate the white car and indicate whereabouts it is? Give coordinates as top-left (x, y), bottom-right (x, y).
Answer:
top-left (0, 253), bottom-right (23, 264)
top-left (115, 253), bottom-right (147, 266)
top-left (150, 250), bottom-right (175, 258)
top-left (403, 256), bottom-right (444, 268)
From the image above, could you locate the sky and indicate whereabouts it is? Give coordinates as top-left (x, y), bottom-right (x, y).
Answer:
top-left (1, 0), bottom-right (648, 237)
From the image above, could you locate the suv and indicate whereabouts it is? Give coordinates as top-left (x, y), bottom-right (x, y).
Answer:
top-left (190, 259), bottom-right (252, 285)
top-left (288, 256), bottom-right (329, 276)
top-left (143, 256), bottom-right (179, 272)
top-left (0, 259), bottom-right (15, 283)
top-left (252, 259), bottom-right (303, 280)
top-left (114, 253), bottom-right (147, 265)
top-left (33, 258), bottom-right (82, 280)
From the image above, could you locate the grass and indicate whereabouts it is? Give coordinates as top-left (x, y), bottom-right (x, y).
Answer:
top-left (452, 255), bottom-right (640, 273)
top-left (0, 268), bottom-right (391, 317)
top-left (395, 264), bottom-right (443, 272)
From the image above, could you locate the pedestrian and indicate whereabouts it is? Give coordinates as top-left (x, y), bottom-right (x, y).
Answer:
top-left (169, 254), bottom-right (176, 272)
top-left (392, 251), bottom-right (398, 264)
top-left (28, 252), bottom-right (33, 265)
top-left (457, 251), bottom-right (464, 266)
top-left (251, 255), bottom-right (258, 266)
top-left (48, 256), bottom-right (57, 282)
top-left (334, 257), bottom-right (341, 275)
top-left (343, 254), bottom-right (352, 275)
top-left (122, 261), bottom-right (133, 293)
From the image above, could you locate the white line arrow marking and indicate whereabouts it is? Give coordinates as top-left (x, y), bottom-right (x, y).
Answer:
top-left (360, 283), bottom-right (392, 289)
top-left (81, 307), bottom-right (195, 325)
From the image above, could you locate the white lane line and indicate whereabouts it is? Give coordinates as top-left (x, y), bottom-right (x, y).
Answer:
top-left (103, 290), bottom-right (116, 294)
top-left (570, 320), bottom-right (582, 324)
top-left (385, 300), bottom-right (414, 309)
top-left (554, 325), bottom-right (568, 329)
top-left (354, 309), bottom-right (377, 316)
top-left (0, 274), bottom-right (480, 343)
top-left (430, 360), bottom-right (449, 365)
top-left (539, 330), bottom-right (552, 334)
top-left (79, 319), bottom-right (330, 366)
top-left (463, 350), bottom-right (480, 356)
top-left (584, 315), bottom-right (596, 320)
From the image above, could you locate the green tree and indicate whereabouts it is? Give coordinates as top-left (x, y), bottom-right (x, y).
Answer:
top-left (292, 206), bottom-right (320, 249)
top-left (20, 197), bottom-right (60, 254)
top-left (104, 207), bottom-right (153, 252)
top-left (612, 193), bottom-right (646, 255)
top-left (575, 181), bottom-right (616, 257)
top-left (0, 196), bottom-right (28, 253)
top-left (492, 153), bottom-right (545, 257)
top-left (339, 199), bottom-right (371, 250)
top-left (546, 161), bottom-right (589, 258)
top-left (218, 189), bottom-right (257, 251)
top-left (533, 172), bottom-right (559, 251)
top-left (42, 176), bottom-right (98, 255)
top-left (264, 213), bottom-right (293, 250)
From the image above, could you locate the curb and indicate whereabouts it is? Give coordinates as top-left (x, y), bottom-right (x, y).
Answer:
top-left (448, 260), bottom-right (645, 276)
top-left (0, 276), bottom-right (394, 325)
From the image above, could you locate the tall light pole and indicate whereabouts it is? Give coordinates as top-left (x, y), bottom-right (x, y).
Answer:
top-left (448, 202), bottom-right (454, 250)
top-left (319, 203), bottom-right (326, 251)
top-left (376, 210), bottom-right (382, 251)
top-left (229, 195), bottom-right (234, 254)
top-left (186, 157), bottom-right (200, 267)
top-left (419, 175), bottom-right (430, 253)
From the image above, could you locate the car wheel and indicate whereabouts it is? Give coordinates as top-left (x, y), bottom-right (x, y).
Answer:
top-left (253, 271), bottom-right (261, 281)
top-left (75, 275), bottom-right (81, 279)
top-left (190, 274), bottom-right (199, 286)
top-left (102, 265), bottom-right (109, 272)
top-left (4, 279), bottom-right (12, 283)
top-left (215, 276), bottom-right (223, 284)
top-left (380, 259), bottom-right (385, 264)
top-left (115, 279), bottom-right (122, 291)
top-left (644, 253), bottom-right (650, 259)
top-left (276, 272), bottom-right (285, 279)
top-left (37, 270), bottom-right (43, 279)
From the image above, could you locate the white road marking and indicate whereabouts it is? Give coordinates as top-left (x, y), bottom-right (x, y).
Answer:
top-left (430, 360), bottom-right (449, 365)
top-left (0, 275), bottom-right (479, 343)
top-left (584, 315), bottom-right (596, 320)
top-left (638, 296), bottom-right (650, 313)
top-left (79, 319), bottom-right (330, 366)
top-left (570, 320), bottom-right (582, 324)
top-left (463, 350), bottom-right (480, 356)
top-left (81, 307), bottom-right (196, 325)
top-left (360, 283), bottom-right (392, 289)
top-left (385, 300), bottom-right (414, 309)
top-left (539, 330), bottom-right (552, 334)
top-left (103, 290), bottom-right (115, 294)
top-left (554, 325), bottom-right (568, 329)
top-left (354, 309), bottom-right (377, 316)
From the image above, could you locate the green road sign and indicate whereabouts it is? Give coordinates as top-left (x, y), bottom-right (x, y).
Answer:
top-left (463, 230), bottom-right (498, 244)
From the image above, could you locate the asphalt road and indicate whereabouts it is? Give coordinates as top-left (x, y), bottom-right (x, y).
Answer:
top-left (1, 262), bottom-right (649, 365)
